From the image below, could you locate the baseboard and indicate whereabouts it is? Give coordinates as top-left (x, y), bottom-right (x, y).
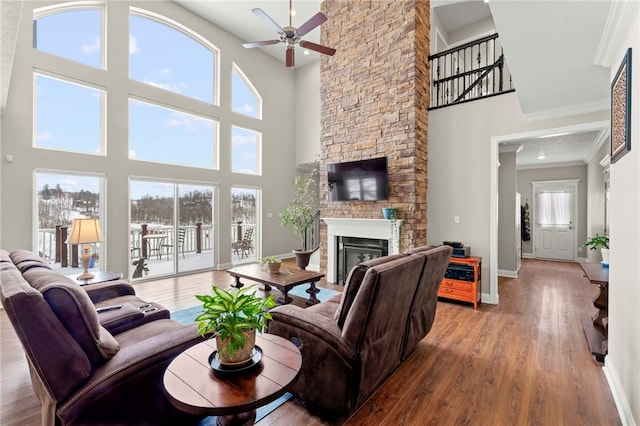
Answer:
top-left (522, 253), bottom-right (534, 259)
top-left (498, 269), bottom-right (518, 278)
top-left (603, 358), bottom-right (637, 426)
top-left (481, 291), bottom-right (498, 305)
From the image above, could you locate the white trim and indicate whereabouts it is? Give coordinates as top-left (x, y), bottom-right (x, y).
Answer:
top-left (603, 360), bottom-right (637, 426)
top-left (498, 269), bottom-right (518, 278)
top-left (524, 99), bottom-right (610, 122)
top-left (594, 1), bottom-right (638, 67)
top-left (490, 120), bottom-right (610, 306)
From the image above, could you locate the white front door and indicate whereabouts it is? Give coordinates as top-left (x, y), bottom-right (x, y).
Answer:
top-left (533, 181), bottom-right (578, 261)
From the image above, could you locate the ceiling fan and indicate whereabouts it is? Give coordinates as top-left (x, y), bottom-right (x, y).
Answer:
top-left (242, 0), bottom-right (336, 68)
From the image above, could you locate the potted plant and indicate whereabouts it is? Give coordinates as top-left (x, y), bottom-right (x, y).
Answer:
top-left (584, 234), bottom-right (610, 265)
top-left (260, 256), bottom-right (282, 273)
top-left (280, 167), bottom-right (318, 270)
top-left (195, 286), bottom-right (276, 365)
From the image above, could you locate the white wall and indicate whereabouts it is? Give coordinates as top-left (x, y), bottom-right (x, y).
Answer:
top-left (585, 141), bottom-right (609, 263)
top-left (295, 61), bottom-right (321, 166)
top-left (0, 1), bottom-right (300, 274)
top-left (604, 4), bottom-right (640, 424)
top-left (427, 92), bottom-right (608, 303)
top-left (498, 151), bottom-right (517, 274)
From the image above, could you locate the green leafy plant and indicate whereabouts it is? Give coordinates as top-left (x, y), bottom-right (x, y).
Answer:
top-left (280, 167), bottom-right (318, 251)
top-left (584, 234), bottom-right (609, 250)
top-left (195, 286), bottom-right (276, 357)
top-left (260, 256), bottom-right (282, 264)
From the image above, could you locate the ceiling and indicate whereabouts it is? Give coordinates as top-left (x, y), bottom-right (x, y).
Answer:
top-left (1, 0), bottom-right (614, 167)
top-left (175, 0), bottom-right (326, 68)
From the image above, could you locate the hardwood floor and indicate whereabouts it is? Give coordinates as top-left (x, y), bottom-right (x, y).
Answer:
top-left (0, 258), bottom-right (620, 425)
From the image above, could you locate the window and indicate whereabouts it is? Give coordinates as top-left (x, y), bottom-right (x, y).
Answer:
top-left (35, 171), bottom-right (104, 269)
top-left (35, 74), bottom-right (104, 154)
top-left (34, 7), bottom-right (103, 69)
top-left (231, 187), bottom-right (259, 264)
top-left (231, 126), bottom-right (260, 175)
top-left (129, 12), bottom-right (216, 104)
top-left (232, 66), bottom-right (261, 118)
top-left (129, 99), bottom-right (217, 169)
top-left (537, 191), bottom-right (572, 225)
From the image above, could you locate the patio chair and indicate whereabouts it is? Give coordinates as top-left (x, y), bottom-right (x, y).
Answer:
top-left (162, 228), bottom-right (186, 259)
top-left (232, 227), bottom-right (254, 259)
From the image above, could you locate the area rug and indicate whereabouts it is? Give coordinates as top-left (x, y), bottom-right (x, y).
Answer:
top-left (171, 286), bottom-right (340, 324)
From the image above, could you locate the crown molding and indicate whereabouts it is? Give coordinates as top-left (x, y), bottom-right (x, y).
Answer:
top-left (594, 0), bottom-right (637, 67)
top-left (523, 98), bottom-right (609, 122)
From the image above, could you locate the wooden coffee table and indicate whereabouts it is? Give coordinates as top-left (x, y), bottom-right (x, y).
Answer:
top-left (226, 264), bottom-right (325, 305)
top-left (163, 333), bottom-right (302, 426)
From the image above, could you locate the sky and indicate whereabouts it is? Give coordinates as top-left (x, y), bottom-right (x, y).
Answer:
top-left (34, 7), bottom-right (260, 190)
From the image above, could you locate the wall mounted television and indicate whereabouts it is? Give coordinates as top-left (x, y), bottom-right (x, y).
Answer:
top-left (328, 157), bottom-right (389, 201)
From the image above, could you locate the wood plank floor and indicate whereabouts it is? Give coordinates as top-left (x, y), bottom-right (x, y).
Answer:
top-left (0, 258), bottom-right (620, 425)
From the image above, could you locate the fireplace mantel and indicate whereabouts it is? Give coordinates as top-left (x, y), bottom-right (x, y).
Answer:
top-left (322, 217), bottom-right (403, 283)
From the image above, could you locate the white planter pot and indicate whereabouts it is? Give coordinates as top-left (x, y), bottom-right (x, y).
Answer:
top-left (601, 248), bottom-right (610, 265)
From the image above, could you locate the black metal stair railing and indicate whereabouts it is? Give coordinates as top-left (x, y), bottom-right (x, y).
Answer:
top-left (429, 33), bottom-right (515, 110)
top-left (303, 210), bottom-right (321, 252)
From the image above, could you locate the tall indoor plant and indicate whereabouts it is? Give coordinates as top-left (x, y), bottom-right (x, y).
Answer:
top-left (280, 167), bottom-right (318, 270)
top-left (195, 286), bottom-right (276, 365)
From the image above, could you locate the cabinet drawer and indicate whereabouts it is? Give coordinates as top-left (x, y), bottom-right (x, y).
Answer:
top-left (440, 279), bottom-right (473, 291)
top-left (438, 286), bottom-right (473, 299)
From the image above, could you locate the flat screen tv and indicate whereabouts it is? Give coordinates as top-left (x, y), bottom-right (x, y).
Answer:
top-left (328, 157), bottom-right (389, 201)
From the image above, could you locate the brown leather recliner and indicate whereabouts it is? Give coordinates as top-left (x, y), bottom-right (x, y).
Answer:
top-left (0, 250), bottom-right (206, 426)
top-left (267, 245), bottom-right (453, 418)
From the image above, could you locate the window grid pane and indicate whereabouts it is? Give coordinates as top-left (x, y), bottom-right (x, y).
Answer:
top-left (231, 126), bottom-right (260, 175)
top-left (34, 9), bottom-right (103, 69)
top-left (232, 68), bottom-right (260, 118)
top-left (35, 74), bottom-right (103, 154)
top-left (129, 14), bottom-right (215, 104)
top-left (129, 99), bottom-right (217, 169)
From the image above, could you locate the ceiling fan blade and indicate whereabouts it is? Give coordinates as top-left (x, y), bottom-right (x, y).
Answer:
top-left (286, 47), bottom-right (295, 68)
top-left (251, 8), bottom-right (285, 35)
top-left (295, 12), bottom-right (328, 37)
top-left (243, 40), bottom-right (281, 48)
top-left (299, 40), bottom-right (336, 56)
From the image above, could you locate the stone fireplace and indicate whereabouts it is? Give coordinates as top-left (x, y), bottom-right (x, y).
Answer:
top-left (318, 1), bottom-right (431, 277)
top-left (323, 218), bottom-right (402, 283)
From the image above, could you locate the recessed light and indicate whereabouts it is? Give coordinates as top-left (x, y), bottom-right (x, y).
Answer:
top-left (303, 50), bottom-right (309, 55)
top-left (290, 10), bottom-right (296, 16)
top-left (537, 154), bottom-right (547, 160)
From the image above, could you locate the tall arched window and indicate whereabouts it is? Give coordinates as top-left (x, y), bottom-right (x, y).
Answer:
top-left (129, 11), bottom-right (216, 104)
top-left (34, 5), bottom-right (103, 69)
top-left (232, 65), bottom-right (261, 119)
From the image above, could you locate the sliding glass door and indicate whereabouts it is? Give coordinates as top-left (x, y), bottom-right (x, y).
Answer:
top-left (130, 179), bottom-right (215, 280)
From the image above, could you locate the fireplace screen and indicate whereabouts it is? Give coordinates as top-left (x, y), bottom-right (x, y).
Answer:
top-left (337, 236), bottom-right (389, 285)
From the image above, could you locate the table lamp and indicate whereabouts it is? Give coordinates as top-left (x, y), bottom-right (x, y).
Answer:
top-left (65, 218), bottom-right (104, 280)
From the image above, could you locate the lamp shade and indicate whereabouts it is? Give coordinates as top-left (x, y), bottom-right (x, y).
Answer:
top-left (65, 218), bottom-right (105, 245)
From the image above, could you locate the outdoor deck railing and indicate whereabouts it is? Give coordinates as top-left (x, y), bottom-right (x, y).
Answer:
top-left (38, 224), bottom-right (214, 267)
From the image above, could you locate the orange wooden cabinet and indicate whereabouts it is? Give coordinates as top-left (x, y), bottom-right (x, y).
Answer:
top-left (438, 256), bottom-right (482, 310)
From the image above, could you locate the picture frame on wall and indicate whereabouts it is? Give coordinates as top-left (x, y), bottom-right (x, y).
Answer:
top-left (611, 48), bottom-right (632, 163)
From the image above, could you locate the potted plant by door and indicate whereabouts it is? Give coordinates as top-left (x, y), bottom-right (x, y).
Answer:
top-left (195, 286), bottom-right (276, 366)
top-left (260, 256), bottom-right (282, 273)
top-left (280, 167), bottom-right (318, 270)
top-left (584, 234), bottom-right (610, 265)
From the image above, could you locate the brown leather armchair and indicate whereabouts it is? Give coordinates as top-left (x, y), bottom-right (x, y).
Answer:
top-left (0, 250), bottom-right (205, 425)
top-left (267, 245), bottom-right (452, 419)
